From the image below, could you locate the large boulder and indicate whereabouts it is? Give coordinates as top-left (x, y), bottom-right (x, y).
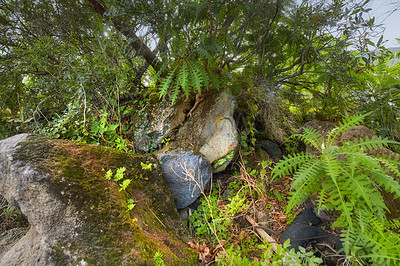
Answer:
top-left (0, 134), bottom-right (197, 265)
top-left (171, 89), bottom-right (239, 173)
top-left (133, 89), bottom-right (239, 173)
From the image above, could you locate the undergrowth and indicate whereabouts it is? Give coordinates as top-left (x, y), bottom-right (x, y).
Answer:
top-left (187, 155), bottom-right (323, 265)
top-left (271, 112), bottom-right (400, 264)
top-left (0, 195), bottom-right (29, 233)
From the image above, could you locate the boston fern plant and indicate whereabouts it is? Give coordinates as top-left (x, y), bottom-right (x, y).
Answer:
top-left (271, 113), bottom-right (400, 264)
top-left (154, 37), bottom-right (227, 104)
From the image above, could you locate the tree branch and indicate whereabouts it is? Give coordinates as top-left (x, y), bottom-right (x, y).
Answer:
top-left (87, 0), bottom-right (161, 72)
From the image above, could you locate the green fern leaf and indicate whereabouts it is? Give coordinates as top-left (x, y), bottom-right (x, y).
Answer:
top-left (343, 135), bottom-right (388, 153)
top-left (170, 83), bottom-right (181, 104)
top-left (176, 61), bottom-right (190, 98)
top-left (366, 167), bottom-right (400, 197)
top-left (286, 158), bottom-right (323, 209)
top-left (194, 47), bottom-right (212, 61)
top-left (153, 59), bottom-right (170, 82)
top-left (342, 167), bottom-right (385, 214)
top-left (208, 69), bottom-right (221, 90)
top-left (189, 61), bottom-right (204, 94)
top-left (326, 112), bottom-right (372, 145)
top-left (271, 152), bottom-right (313, 180)
top-left (321, 153), bottom-right (341, 181)
top-left (194, 1), bottom-right (208, 19)
top-left (295, 127), bottom-right (324, 152)
top-left (158, 66), bottom-right (177, 98)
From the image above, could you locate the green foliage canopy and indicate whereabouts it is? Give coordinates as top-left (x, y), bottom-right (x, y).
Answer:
top-left (0, 0), bottom-right (385, 138)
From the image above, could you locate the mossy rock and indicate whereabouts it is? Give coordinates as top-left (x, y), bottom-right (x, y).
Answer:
top-left (0, 134), bottom-right (198, 265)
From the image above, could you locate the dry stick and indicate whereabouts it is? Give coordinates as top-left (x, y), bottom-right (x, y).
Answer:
top-left (177, 163), bottom-right (227, 257)
top-left (245, 215), bottom-right (296, 264)
top-left (245, 215), bottom-right (279, 252)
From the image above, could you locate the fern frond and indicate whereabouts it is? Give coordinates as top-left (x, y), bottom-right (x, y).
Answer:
top-left (357, 211), bottom-right (400, 265)
top-left (194, 47), bottom-right (212, 61)
top-left (270, 152), bottom-right (313, 180)
top-left (375, 151), bottom-right (400, 178)
top-left (286, 161), bottom-right (323, 211)
top-left (316, 184), bottom-right (330, 211)
top-left (176, 61), bottom-right (190, 98)
top-left (158, 66), bottom-right (177, 98)
top-left (293, 127), bottom-right (324, 152)
top-left (326, 112), bottom-right (372, 145)
top-left (342, 167), bottom-right (386, 215)
top-left (153, 59), bottom-right (170, 81)
top-left (170, 82), bottom-right (181, 105)
top-left (331, 199), bottom-right (354, 230)
top-left (290, 158), bottom-right (322, 189)
top-left (208, 69), bottom-right (220, 90)
top-left (194, 1), bottom-right (208, 19)
top-left (197, 61), bottom-right (210, 90)
top-left (389, 219), bottom-right (400, 230)
top-left (321, 153), bottom-right (341, 181)
top-left (188, 61), bottom-right (204, 94)
top-left (342, 135), bottom-right (388, 153)
top-left (365, 167), bottom-right (400, 197)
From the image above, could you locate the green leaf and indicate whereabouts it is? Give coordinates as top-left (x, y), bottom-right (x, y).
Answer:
top-left (119, 179), bottom-right (132, 191)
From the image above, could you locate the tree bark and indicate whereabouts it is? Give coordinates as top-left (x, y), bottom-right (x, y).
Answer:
top-left (87, 0), bottom-right (162, 72)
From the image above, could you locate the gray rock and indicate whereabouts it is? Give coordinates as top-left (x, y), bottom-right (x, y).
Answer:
top-left (159, 149), bottom-right (212, 209)
top-left (132, 89), bottom-right (239, 172)
top-left (0, 134), bottom-right (197, 265)
top-left (133, 96), bottom-right (191, 152)
top-left (172, 89), bottom-right (239, 172)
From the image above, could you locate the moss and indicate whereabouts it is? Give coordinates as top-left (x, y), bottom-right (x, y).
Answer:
top-left (13, 137), bottom-right (198, 265)
top-left (213, 150), bottom-right (235, 168)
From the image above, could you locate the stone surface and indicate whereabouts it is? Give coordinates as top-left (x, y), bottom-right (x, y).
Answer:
top-left (279, 209), bottom-right (343, 252)
top-left (132, 89), bottom-right (239, 173)
top-left (172, 89), bottom-right (239, 172)
top-left (133, 96), bottom-right (191, 152)
top-left (259, 139), bottom-right (282, 161)
top-left (158, 149), bottom-right (212, 209)
top-left (0, 134), bottom-right (197, 265)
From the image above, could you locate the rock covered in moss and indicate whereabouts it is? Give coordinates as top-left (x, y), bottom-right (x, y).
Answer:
top-left (0, 134), bottom-right (197, 265)
top-left (158, 149), bottom-right (212, 209)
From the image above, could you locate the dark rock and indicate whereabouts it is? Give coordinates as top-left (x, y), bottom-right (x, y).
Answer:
top-left (259, 139), bottom-right (282, 161)
top-left (0, 134), bottom-right (197, 265)
top-left (158, 148), bottom-right (212, 209)
top-left (291, 208), bottom-right (321, 226)
top-left (280, 209), bottom-right (343, 252)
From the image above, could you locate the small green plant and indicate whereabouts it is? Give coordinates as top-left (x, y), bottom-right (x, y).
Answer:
top-left (103, 167), bottom-right (135, 211)
top-left (119, 179), bottom-right (132, 191)
top-left (0, 195), bottom-right (29, 233)
top-left (218, 240), bottom-right (322, 265)
top-left (140, 162), bottom-right (152, 170)
top-left (271, 113), bottom-right (400, 264)
top-left (127, 199), bottom-right (136, 211)
top-left (153, 251), bottom-right (165, 266)
top-left (239, 131), bottom-right (255, 156)
top-left (161, 137), bottom-right (170, 147)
